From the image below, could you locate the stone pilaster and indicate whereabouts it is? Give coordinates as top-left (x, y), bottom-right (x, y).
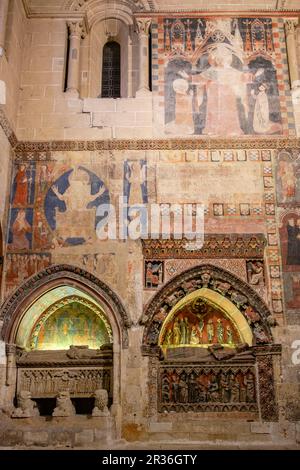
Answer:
top-left (285, 20), bottom-right (300, 96)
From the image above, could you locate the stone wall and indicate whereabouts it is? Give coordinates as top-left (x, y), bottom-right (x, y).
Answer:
top-left (0, 7), bottom-right (300, 448)
top-left (0, 0), bottom-right (27, 128)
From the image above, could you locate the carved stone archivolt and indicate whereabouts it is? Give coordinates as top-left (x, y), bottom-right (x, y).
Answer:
top-left (142, 264), bottom-right (274, 353)
top-left (143, 265), bottom-right (280, 420)
top-left (0, 264), bottom-right (131, 348)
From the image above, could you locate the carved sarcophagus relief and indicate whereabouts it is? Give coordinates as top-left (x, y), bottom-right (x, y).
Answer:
top-left (158, 362), bottom-right (257, 414)
top-left (16, 347), bottom-right (113, 399)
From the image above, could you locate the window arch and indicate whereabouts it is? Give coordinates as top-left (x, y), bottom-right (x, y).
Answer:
top-left (101, 41), bottom-right (121, 98)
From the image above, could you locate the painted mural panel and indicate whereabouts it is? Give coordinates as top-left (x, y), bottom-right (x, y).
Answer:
top-left (154, 17), bottom-right (289, 137)
top-left (160, 301), bottom-right (241, 348)
top-left (30, 301), bottom-right (112, 351)
top-left (279, 208), bottom-right (300, 313)
top-left (275, 149), bottom-right (300, 205)
top-left (44, 166), bottom-right (109, 247)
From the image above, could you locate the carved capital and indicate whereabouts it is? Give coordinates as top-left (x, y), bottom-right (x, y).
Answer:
top-left (285, 20), bottom-right (297, 36)
top-left (67, 21), bottom-right (86, 39)
top-left (136, 18), bottom-right (151, 36)
top-left (6, 343), bottom-right (16, 355)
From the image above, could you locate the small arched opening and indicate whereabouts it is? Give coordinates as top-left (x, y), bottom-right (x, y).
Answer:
top-left (101, 41), bottom-right (121, 98)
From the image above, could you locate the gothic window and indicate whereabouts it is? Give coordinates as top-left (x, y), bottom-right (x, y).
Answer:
top-left (101, 41), bottom-right (121, 98)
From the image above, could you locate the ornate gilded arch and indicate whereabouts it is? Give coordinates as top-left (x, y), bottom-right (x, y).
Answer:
top-left (141, 264), bottom-right (275, 355)
top-left (142, 264), bottom-right (280, 421)
top-left (0, 264), bottom-right (131, 348)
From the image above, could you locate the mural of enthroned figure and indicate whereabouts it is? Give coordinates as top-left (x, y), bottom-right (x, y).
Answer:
top-left (163, 18), bottom-right (282, 136)
top-left (51, 168), bottom-right (105, 241)
top-left (45, 166), bottom-right (109, 246)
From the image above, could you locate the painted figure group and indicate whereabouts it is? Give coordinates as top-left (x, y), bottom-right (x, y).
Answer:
top-left (163, 315), bottom-right (236, 346)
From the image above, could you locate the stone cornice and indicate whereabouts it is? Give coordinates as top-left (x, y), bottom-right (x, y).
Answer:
top-left (20, 1), bottom-right (300, 19)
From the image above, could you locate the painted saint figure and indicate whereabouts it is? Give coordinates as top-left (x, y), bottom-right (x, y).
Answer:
top-left (277, 160), bottom-right (297, 202)
top-left (287, 218), bottom-right (300, 265)
top-left (226, 325), bottom-right (233, 345)
top-left (190, 325), bottom-right (199, 345)
top-left (207, 319), bottom-right (214, 343)
top-left (252, 82), bottom-right (282, 134)
top-left (10, 210), bottom-right (31, 250)
top-left (172, 320), bottom-right (181, 345)
top-left (179, 43), bottom-right (258, 136)
top-left (13, 165), bottom-right (29, 206)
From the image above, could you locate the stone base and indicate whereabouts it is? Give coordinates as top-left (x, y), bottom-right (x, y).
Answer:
top-left (0, 415), bottom-right (116, 448)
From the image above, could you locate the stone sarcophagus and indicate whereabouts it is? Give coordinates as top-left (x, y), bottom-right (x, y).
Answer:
top-left (16, 346), bottom-right (113, 400)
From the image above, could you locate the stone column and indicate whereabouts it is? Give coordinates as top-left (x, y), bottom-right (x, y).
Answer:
top-left (136, 18), bottom-right (151, 95)
top-left (127, 25), bottom-right (134, 98)
top-left (5, 343), bottom-right (16, 386)
top-left (0, 0), bottom-right (9, 56)
top-left (66, 20), bottom-right (86, 95)
top-left (285, 20), bottom-right (300, 94)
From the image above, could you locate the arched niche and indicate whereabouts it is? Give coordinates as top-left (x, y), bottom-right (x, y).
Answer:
top-left (1, 264), bottom-right (130, 347)
top-left (158, 288), bottom-right (253, 352)
top-left (141, 264), bottom-right (280, 422)
top-left (0, 264), bottom-right (130, 422)
top-left (15, 287), bottom-right (113, 351)
top-left (81, 17), bottom-right (138, 98)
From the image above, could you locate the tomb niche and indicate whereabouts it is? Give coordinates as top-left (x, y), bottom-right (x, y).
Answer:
top-left (11, 287), bottom-right (114, 417)
top-left (142, 265), bottom-right (280, 421)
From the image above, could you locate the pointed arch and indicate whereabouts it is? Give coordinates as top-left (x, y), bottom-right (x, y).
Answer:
top-left (0, 264), bottom-right (131, 348)
top-left (141, 263), bottom-right (274, 354)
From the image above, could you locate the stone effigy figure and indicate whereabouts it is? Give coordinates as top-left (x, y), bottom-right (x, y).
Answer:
top-left (12, 390), bottom-right (40, 418)
top-left (92, 388), bottom-right (110, 417)
top-left (52, 390), bottom-right (76, 417)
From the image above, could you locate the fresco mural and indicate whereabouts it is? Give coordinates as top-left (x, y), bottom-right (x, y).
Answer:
top-left (275, 149), bottom-right (300, 205)
top-left (160, 300), bottom-right (241, 348)
top-left (123, 160), bottom-right (148, 205)
top-left (5, 253), bottom-right (51, 296)
top-left (144, 260), bottom-right (164, 288)
top-left (11, 163), bottom-right (36, 207)
top-left (7, 208), bottom-right (34, 250)
top-left (160, 18), bottom-right (282, 136)
top-left (44, 166), bottom-right (110, 246)
top-left (29, 300), bottom-right (112, 350)
top-left (279, 209), bottom-right (300, 312)
top-left (123, 160), bottom-right (148, 236)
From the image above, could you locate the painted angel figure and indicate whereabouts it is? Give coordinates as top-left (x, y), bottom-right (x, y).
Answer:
top-left (126, 161), bottom-right (147, 206)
